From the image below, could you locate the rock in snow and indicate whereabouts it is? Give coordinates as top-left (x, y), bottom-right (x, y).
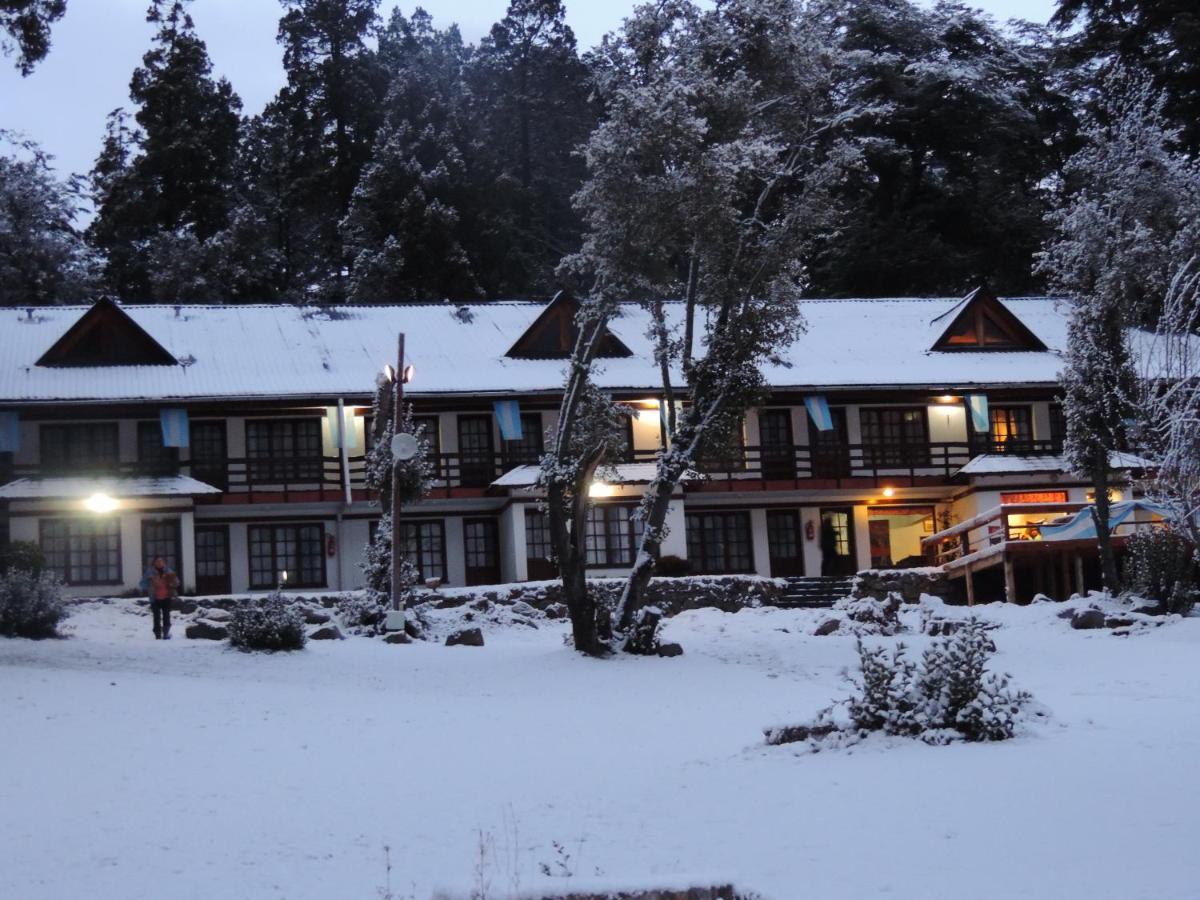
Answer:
top-left (1070, 609), bottom-right (1107, 630)
top-left (445, 627), bottom-right (484, 647)
top-left (185, 620), bottom-right (228, 641)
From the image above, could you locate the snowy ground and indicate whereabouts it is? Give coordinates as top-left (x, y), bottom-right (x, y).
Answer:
top-left (2, 598), bottom-right (1199, 900)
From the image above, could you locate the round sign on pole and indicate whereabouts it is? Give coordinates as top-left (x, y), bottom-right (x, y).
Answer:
top-left (391, 432), bottom-right (419, 461)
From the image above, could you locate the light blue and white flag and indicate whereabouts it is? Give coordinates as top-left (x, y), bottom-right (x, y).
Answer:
top-left (327, 407), bottom-right (358, 450)
top-left (804, 395), bottom-right (833, 432)
top-left (494, 400), bottom-right (523, 441)
top-left (966, 394), bottom-right (990, 435)
top-left (0, 411), bottom-right (19, 453)
top-left (160, 408), bottom-right (189, 448)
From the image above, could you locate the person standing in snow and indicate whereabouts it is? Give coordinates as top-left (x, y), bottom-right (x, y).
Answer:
top-left (140, 557), bottom-right (179, 640)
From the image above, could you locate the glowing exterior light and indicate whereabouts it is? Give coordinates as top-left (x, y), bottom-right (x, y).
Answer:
top-left (882, 487), bottom-right (895, 498)
top-left (936, 395), bottom-right (957, 404)
top-left (84, 493), bottom-right (118, 513)
top-left (402, 363), bottom-right (416, 384)
top-left (588, 481), bottom-right (616, 498)
top-left (280, 569), bottom-right (289, 585)
top-left (382, 364), bottom-right (396, 383)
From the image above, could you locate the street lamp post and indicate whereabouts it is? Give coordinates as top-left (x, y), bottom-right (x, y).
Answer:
top-left (385, 332), bottom-right (417, 634)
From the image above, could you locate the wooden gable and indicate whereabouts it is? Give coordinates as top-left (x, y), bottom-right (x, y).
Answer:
top-left (930, 288), bottom-right (1047, 352)
top-left (36, 298), bottom-right (178, 368)
top-left (506, 294), bottom-right (633, 359)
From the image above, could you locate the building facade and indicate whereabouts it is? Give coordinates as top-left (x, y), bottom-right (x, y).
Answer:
top-left (0, 291), bottom-right (1142, 601)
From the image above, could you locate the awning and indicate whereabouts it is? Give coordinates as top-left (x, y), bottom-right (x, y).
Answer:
top-left (1038, 500), bottom-right (1169, 541)
top-left (0, 475), bottom-right (222, 500)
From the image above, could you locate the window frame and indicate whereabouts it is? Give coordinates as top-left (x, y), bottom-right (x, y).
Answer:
top-left (39, 517), bottom-right (123, 585)
top-left (685, 511), bottom-right (754, 575)
top-left (858, 407), bottom-right (930, 469)
top-left (397, 518), bottom-right (448, 584)
top-left (247, 523), bottom-right (327, 589)
top-left (136, 421), bottom-right (180, 476)
top-left (40, 422), bottom-right (120, 473)
top-left (245, 418), bottom-right (324, 484)
top-left (989, 405), bottom-right (1034, 453)
top-left (584, 504), bottom-right (642, 568)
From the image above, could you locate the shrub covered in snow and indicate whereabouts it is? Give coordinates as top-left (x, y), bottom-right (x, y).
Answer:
top-left (769, 620), bottom-right (1033, 748)
top-left (0, 567), bottom-right (67, 639)
top-left (1124, 529), bottom-right (1197, 615)
top-left (228, 591), bottom-right (306, 651)
top-left (0, 541), bottom-right (46, 575)
top-left (831, 593), bottom-right (904, 635)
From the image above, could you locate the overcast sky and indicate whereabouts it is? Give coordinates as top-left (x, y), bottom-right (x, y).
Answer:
top-left (2, 0), bottom-right (1058, 183)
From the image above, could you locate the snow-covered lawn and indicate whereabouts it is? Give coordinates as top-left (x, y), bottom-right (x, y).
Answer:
top-left (2, 599), bottom-right (1199, 899)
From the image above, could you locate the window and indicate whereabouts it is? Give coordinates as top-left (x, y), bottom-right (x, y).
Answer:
top-left (410, 416), bottom-right (442, 477)
top-left (990, 406), bottom-right (1033, 452)
top-left (930, 292), bottom-right (1047, 352)
top-left (585, 505), bottom-right (642, 567)
top-left (398, 520), bottom-right (446, 583)
top-left (40, 423), bottom-right (119, 472)
top-left (502, 414), bottom-right (544, 470)
top-left (456, 415), bottom-right (495, 487)
top-left (189, 421), bottom-right (227, 489)
top-left (245, 419), bottom-right (323, 483)
top-left (137, 422), bottom-right (179, 476)
top-left (686, 511), bottom-right (754, 574)
top-left (525, 508), bottom-right (553, 561)
top-left (759, 410), bottom-right (796, 478)
top-left (140, 518), bottom-right (181, 572)
top-left (1049, 403), bottom-right (1066, 451)
top-left (40, 518), bottom-right (121, 584)
top-left (248, 524), bottom-right (325, 588)
top-left (859, 408), bottom-right (929, 468)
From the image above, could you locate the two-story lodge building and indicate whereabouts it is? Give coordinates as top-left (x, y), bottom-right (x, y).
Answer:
top-left (0, 290), bottom-right (1150, 603)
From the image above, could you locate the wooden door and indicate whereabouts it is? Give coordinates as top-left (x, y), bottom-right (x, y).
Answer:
top-left (463, 518), bottom-right (501, 586)
top-left (194, 524), bottom-right (231, 595)
top-left (766, 510), bottom-right (804, 577)
top-left (759, 410), bottom-right (796, 480)
top-left (810, 408), bottom-right (850, 478)
top-left (819, 507), bottom-right (857, 576)
top-left (457, 415), bottom-right (495, 487)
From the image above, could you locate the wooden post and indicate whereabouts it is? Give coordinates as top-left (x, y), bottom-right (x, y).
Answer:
top-left (389, 333), bottom-right (406, 629)
top-left (1003, 553), bottom-right (1017, 604)
top-left (965, 563), bottom-right (976, 607)
top-left (1074, 553), bottom-right (1085, 597)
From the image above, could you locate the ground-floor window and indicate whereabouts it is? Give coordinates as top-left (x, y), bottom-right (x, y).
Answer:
top-left (248, 523), bottom-right (325, 589)
top-left (585, 504), bottom-right (642, 567)
top-left (40, 517), bottom-right (121, 584)
top-left (399, 519), bottom-right (447, 583)
top-left (140, 518), bottom-right (181, 573)
top-left (867, 505), bottom-right (934, 568)
top-left (524, 508), bottom-right (557, 580)
top-left (685, 511), bottom-right (753, 574)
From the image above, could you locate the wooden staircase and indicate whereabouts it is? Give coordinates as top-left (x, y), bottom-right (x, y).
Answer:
top-left (776, 575), bottom-right (858, 608)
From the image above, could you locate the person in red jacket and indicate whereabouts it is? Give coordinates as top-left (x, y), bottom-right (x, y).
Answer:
top-left (139, 557), bottom-right (180, 640)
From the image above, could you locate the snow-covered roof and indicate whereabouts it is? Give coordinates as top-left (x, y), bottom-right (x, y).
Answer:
top-left (491, 462), bottom-right (682, 488)
top-left (0, 296), bottom-right (1071, 405)
top-left (957, 451), bottom-right (1154, 476)
top-left (0, 475), bottom-right (222, 500)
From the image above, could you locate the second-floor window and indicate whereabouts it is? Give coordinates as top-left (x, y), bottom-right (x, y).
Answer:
top-left (409, 416), bottom-right (442, 478)
top-left (41, 423), bottom-right (119, 473)
top-left (990, 406), bottom-right (1033, 452)
top-left (859, 408), bottom-right (929, 468)
top-left (1049, 403), bottom-right (1066, 451)
top-left (246, 419), bottom-right (323, 483)
top-left (137, 422), bottom-right (179, 475)
top-left (502, 414), bottom-right (544, 469)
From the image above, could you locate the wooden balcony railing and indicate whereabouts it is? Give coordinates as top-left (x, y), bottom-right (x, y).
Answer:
top-left (1, 437), bottom-right (1065, 500)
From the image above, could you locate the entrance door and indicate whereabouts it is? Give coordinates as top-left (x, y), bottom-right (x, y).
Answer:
top-left (819, 507), bottom-right (857, 576)
top-left (766, 510), bottom-right (804, 577)
top-left (810, 408), bottom-right (850, 478)
top-left (141, 518), bottom-right (182, 574)
top-left (463, 518), bottom-right (501, 586)
top-left (759, 410), bottom-right (796, 480)
top-left (194, 525), bottom-right (231, 595)
top-left (457, 415), bottom-right (495, 487)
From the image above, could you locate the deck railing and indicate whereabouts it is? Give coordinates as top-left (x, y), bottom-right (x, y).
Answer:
top-left (1, 437), bottom-right (1065, 500)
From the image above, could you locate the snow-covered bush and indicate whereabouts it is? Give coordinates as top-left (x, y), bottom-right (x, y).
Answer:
top-left (832, 593), bottom-right (903, 635)
top-left (0, 540), bottom-right (46, 575)
top-left (1124, 529), bottom-right (1197, 615)
top-left (0, 567), bottom-right (67, 639)
top-left (228, 591), bottom-right (306, 651)
top-left (768, 620), bottom-right (1033, 748)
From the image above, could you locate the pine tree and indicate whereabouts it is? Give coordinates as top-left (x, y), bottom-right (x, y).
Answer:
top-left (341, 9), bottom-right (478, 301)
top-left (0, 133), bottom-right (98, 305)
top-left (273, 0), bottom-right (386, 299)
top-left (88, 0), bottom-right (243, 300)
top-left (1, 0), bottom-right (66, 75)
top-left (464, 0), bottom-right (595, 297)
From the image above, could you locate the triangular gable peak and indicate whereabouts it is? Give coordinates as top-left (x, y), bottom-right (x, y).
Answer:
top-left (930, 288), bottom-right (1047, 352)
top-left (505, 293), bottom-right (632, 359)
top-left (36, 298), bottom-right (179, 367)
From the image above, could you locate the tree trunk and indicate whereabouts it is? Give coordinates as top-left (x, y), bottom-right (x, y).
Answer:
top-left (1090, 462), bottom-right (1123, 593)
